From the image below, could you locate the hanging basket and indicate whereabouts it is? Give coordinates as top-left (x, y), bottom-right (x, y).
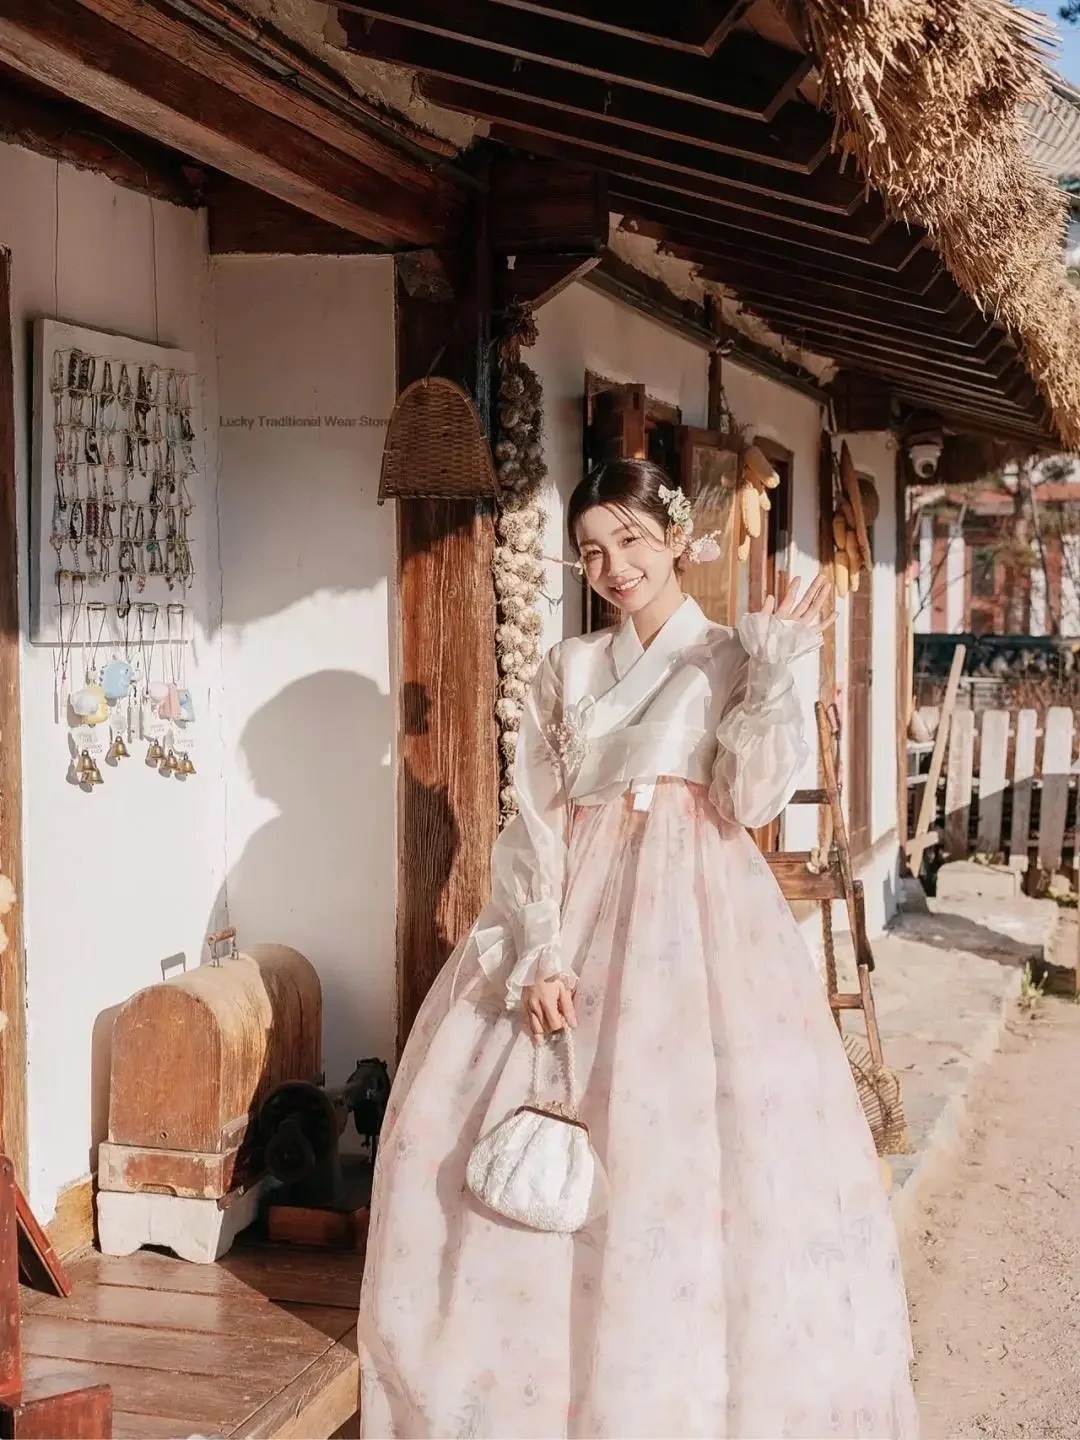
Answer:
top-left (378, 376), bottom-right (498, 504)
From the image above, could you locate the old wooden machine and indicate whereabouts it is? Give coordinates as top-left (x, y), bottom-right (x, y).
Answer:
top-left (259, 1056), bottom-right (390, 1250)
top-left (97, 931), bottom-right (322, 1262)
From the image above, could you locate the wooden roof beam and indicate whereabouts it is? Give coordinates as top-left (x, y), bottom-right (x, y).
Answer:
top-left (486, 0), bottom-right (754, 56)
top-left (336, 13), bottom-right (826, 167)
top-left (333, 1), bottom-right (810, 119)
top-left (0, 0), bottom-right (463, 247)
top-left (605, 172), bottom-right (893, 242)
top-left (206, 176), bottom-right (386, 254)
top-left (768, 331), bottom-right (1038, 411)
top-left (702, 272), bottom-right (1003, 350)
top-left (742, 310), bottom-right (1018, 380)
top-left (737, 304), bottom-right (1026, 383)
top-left (697, 260), bottom-right (980, 331)
top-left (894, 393), bottom-right (1050, 443)
top-left (0, 66), bottom-right (199, 207)
top-left (625, 218), bottom-right (943, 297)
top-left (654, 224), bottom-right (931, 287)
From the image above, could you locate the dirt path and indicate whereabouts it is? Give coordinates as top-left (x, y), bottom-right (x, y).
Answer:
top-left (904, 993), bottom-right (1080, 1439)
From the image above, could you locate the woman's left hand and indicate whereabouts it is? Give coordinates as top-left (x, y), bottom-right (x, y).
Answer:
top-left (759, 576), bottom-right (836, 634)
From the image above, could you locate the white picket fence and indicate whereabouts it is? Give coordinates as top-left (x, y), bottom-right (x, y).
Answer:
top-left (915, 704), bottom-right (1079, 876)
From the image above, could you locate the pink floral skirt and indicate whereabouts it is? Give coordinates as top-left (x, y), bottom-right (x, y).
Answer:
top-left (358, 781), bottom-right (918, 1438)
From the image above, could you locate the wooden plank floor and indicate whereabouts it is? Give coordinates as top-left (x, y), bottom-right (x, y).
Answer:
top-left (19, 1238), bottom-right (364, 1438)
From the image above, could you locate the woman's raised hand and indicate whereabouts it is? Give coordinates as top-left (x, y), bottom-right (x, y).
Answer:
top-left (758, 575), bottom-right (836, 634)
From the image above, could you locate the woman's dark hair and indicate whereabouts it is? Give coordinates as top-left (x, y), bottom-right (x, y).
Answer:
top-left (566, 458), bottom-right (675, 551)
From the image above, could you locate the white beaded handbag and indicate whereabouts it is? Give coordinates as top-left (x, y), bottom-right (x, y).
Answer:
top-left (466, 1029), bottom-right (606, 1234)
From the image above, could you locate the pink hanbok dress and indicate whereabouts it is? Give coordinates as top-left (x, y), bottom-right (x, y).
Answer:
top-left (358, 597), bottom-right (918, 1439)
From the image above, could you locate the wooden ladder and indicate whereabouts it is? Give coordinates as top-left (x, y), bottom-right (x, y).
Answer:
top-left (764, 701), bottom-right (886, 1069)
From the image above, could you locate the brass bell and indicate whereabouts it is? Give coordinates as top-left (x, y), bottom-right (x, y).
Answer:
top-left (75, 750), bottom-right (92, 779)
top-left (177, 754), bottom-right (196, 776)
top-left (161, 750), bottom-right (180, 774)
top-left (85, 757), bottom-right (104, 786)
top-left (146, 740), bottom-right (164, 765)
top-left (112, 736), bottom-right (130, 760)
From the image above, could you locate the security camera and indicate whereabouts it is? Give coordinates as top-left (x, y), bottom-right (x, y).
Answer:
top-left (907, 439), bottom-right (943, 480)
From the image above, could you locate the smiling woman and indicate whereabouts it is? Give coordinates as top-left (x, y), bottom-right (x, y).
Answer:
top-left (358, 457), bottom-right (916, 1439)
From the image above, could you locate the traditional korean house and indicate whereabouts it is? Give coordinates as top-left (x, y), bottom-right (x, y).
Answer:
top-left (0, 1), bottom-right (1076, 1430)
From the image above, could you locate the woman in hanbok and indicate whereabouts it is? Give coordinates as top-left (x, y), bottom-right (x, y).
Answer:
top-left (359, 458), bottom-right (918, 1439)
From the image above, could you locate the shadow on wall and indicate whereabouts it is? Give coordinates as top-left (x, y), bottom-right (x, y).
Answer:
top-left (208, 669), bottom-right (395, 1081)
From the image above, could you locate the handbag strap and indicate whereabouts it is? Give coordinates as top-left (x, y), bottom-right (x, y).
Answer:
top-left (529, 1027), bottom-right (578, 1119)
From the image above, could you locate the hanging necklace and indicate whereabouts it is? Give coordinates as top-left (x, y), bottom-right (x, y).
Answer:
top-left (53, 569), bottom-right (84, 721)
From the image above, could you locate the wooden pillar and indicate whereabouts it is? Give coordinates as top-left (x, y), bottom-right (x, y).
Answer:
top-left (895, 447), bottom-right (912, 869)
top-left (394, 205), bottom-right (499, 1056)
top-left (0, 254), bottom-right (26, 1188)
top-left (817, 429), bottom-right (837, 848)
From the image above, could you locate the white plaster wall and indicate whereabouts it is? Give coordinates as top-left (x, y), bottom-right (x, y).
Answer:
top-left (213, 256), bottom-right (397, 1088)
top-left (0, 143), bottom-right (224, 1218)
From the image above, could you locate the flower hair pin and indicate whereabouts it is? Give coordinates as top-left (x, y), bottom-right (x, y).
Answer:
top-left (659, 485), bottom-right (722, 565)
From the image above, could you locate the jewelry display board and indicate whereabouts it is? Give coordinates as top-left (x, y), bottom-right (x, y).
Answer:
top-left (30, 318), bottom-right (203, 645)
top-left (29, 319), bottom-right (205, 787)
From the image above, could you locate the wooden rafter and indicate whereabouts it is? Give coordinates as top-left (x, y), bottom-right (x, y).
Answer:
top-left (486, 0), bottom-right (754, 56)
top-left (333, 1), bottom-right (810, 118)
top-left (322, 0), bottom-right (1053, 438)
top-left (625, 217), bottom-right (943, 295)
top-left (79, 0), bottom-right (461, 167)
top-left (0, 0), bottom-right (464, 246)
top-left (337, 15), bottom-right (823, 159)
top-left (403, 72), bottom-right (831, 177)
top-left (604, 171), bottom-right (891, 240)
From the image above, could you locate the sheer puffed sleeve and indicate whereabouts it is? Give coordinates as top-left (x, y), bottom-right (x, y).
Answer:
top-left (710, 611), bottom-right (822, 830)
top-left (469, 646), bottom-right (571, 1010)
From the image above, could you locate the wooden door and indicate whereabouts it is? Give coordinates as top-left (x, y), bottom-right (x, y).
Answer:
top-left (848, 561), bottom-right (873, 857)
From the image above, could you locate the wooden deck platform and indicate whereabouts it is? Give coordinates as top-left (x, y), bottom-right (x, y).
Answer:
top-left (19, 1239), bottom-right (363, 1438)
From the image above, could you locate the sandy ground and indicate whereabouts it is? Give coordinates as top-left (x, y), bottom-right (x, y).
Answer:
top-left (904, 987), bottom-right (1080, 1439)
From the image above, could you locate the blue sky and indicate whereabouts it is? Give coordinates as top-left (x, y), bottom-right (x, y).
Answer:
top-left (1026, 2), bottom-right (1080, 87)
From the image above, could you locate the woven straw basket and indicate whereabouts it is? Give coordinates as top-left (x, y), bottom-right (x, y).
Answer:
top-left (379, 376), bottom-right (498, 504)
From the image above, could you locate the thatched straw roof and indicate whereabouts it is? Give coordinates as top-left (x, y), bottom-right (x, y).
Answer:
top-left (799, 0), bottom-right (1080, 450)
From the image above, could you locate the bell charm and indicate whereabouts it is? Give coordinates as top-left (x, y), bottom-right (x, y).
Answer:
top-left (146, 740), bottom-right (164, 765)
top-left (177, 754), bottom-right (196, 776)
top-left (161, 749), bottom-right (180, 774)
top-left (108, 736), bottom-right (130, 761)
top-left (75, 750), bottom-right (91, 781)
top-left (84, 754), bottom-right (104, 785)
